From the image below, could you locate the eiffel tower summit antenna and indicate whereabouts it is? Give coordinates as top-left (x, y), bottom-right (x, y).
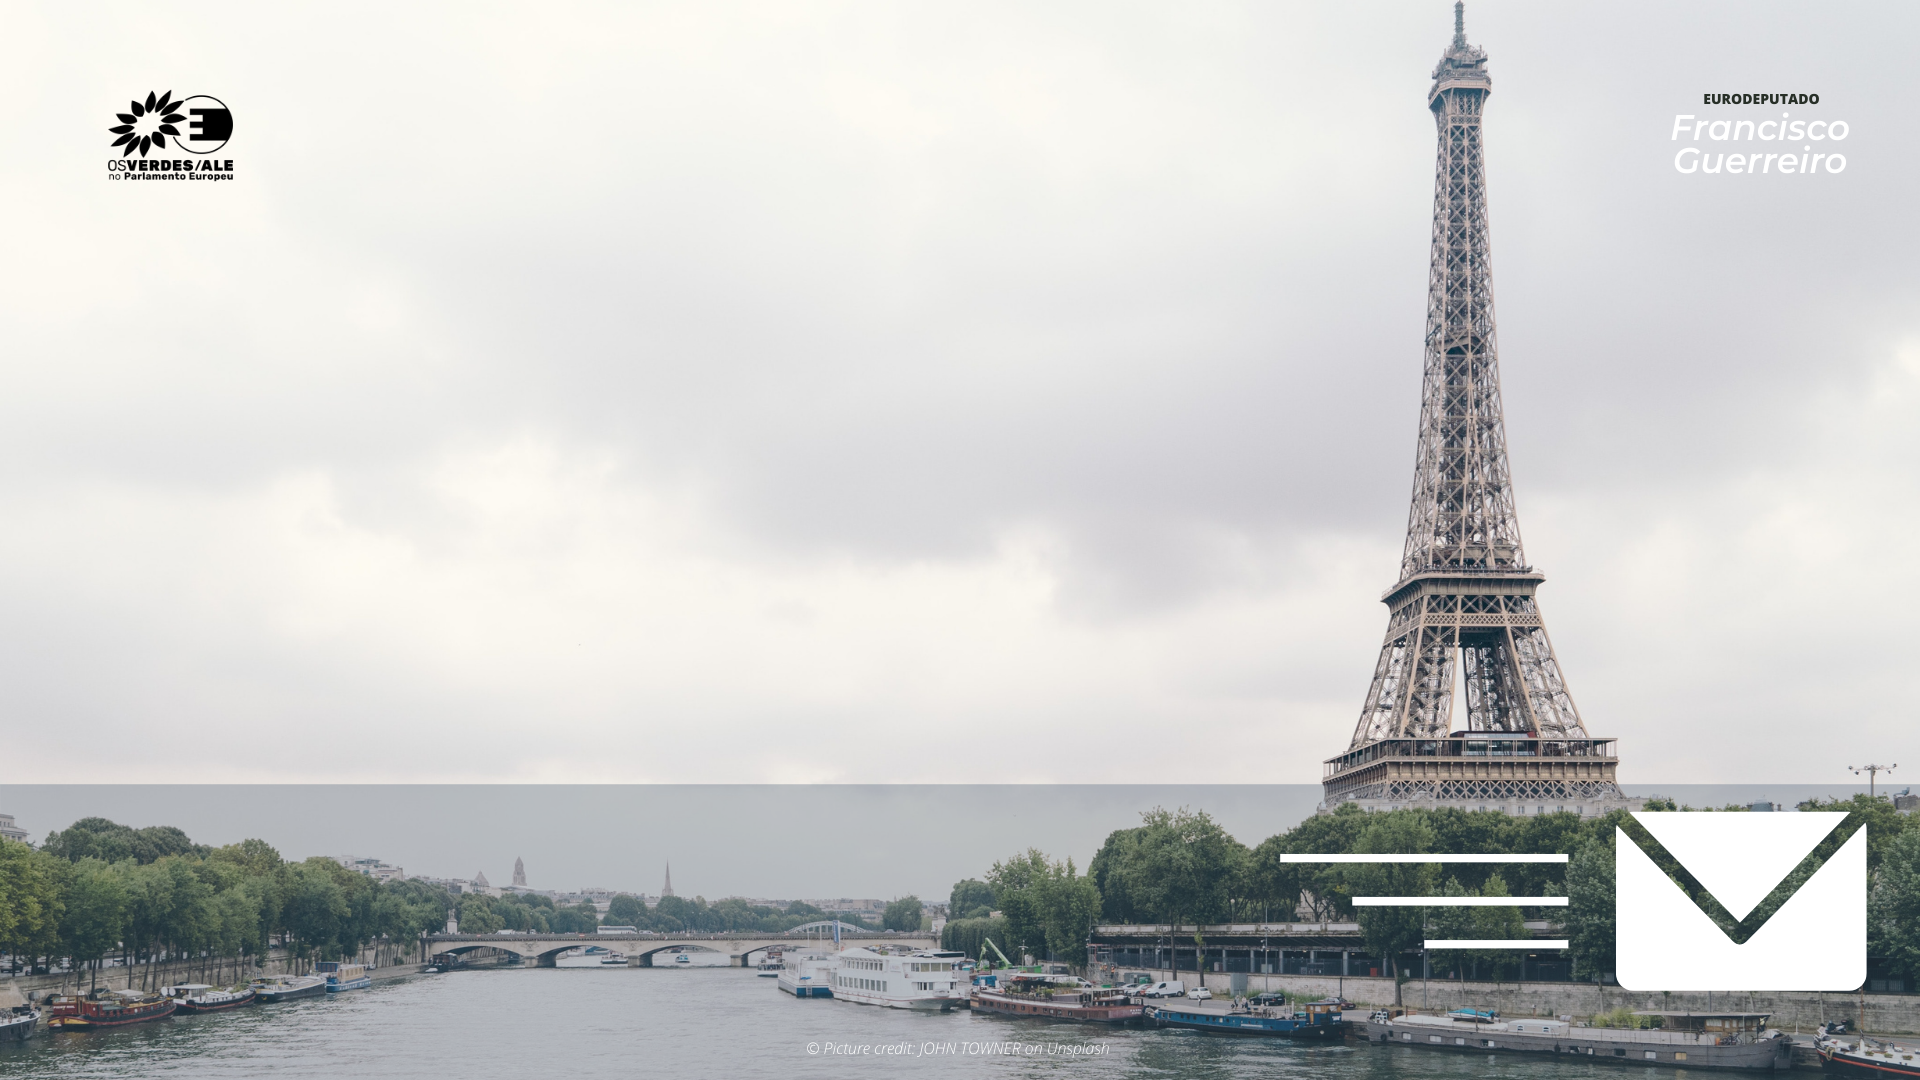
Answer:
top-left (1320, 5), bottom-right (1635, 819)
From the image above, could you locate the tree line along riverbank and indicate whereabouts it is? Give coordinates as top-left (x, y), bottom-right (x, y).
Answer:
top-left (938, 795), bottom-right (1920, 993)
top-left (0, 817), bottom-right (894, 996)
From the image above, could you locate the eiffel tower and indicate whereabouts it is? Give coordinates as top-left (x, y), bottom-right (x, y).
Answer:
top-left (1321, 4), bottom-right (1633, 818)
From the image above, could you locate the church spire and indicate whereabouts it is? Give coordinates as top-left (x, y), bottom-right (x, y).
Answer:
top-left (662, 861), bottom-right (674, 897)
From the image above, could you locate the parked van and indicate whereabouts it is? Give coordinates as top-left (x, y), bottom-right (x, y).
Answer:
top-left (1141, 980), bottom-right (1185, 998)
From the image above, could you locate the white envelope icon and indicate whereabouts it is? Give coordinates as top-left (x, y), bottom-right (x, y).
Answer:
top-left (1616, 811), bottom-right (1864, 991)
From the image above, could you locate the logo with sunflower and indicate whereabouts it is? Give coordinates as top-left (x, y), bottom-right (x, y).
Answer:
top-left (108, 91), bottom-right (233, 157)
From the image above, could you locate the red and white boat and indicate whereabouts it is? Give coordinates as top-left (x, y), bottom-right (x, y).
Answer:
top-left (45, 989), bottom-right (177, 1030)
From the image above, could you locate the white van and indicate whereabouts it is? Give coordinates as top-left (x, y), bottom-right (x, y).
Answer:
top-left (1141, 980), bottom-right (1186, 998)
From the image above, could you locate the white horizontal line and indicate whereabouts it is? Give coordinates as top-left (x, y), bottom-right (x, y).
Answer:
top-left (1279, 854), bottom-right (1568, 863)
top-left (1424, 939), bottom-right (1568, 950)
top-left (1353, 897), bottom-right (1568, 906)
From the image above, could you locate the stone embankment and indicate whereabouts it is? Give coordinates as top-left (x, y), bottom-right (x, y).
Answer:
top-left (1154, 970), bottom-right (1920, 1035)
top-left (2, 948), bottom-right (423, 999)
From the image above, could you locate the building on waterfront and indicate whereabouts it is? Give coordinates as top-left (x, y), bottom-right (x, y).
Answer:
top-left (1321, 4), bottom-right (1636, 820)
top-left (512, 857), bottom-right (527, 887)
top-left (335, 855), bottom-right (406, 882)
top-left (802, 898), bottom-right (887, 917)
top-left (0, 815), bottom-right (26, 843)
top-left (572, 888), bottom-right (616, 913)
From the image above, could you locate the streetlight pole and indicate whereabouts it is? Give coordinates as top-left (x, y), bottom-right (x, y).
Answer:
top-left (1850, 764), bottom-right (1898, 799)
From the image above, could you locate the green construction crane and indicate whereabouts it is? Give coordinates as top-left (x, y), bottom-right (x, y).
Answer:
top-left (980, 937), bottom-right (1014, 969)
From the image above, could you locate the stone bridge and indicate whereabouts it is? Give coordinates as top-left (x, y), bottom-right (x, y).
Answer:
top-left (425, 930), bottom-right (939, 968)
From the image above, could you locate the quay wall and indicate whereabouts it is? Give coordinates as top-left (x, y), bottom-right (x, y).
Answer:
top-left (1, 947), bottom-right (422, 999)
top-left (1129, 968), bottom-right (1920, 1035)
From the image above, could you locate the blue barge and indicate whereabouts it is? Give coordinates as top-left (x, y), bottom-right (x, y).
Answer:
top-left (1146, 997), bottom-right (1346, 1039)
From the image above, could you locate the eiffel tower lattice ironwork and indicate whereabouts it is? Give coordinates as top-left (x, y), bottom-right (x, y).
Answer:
top-left (1321, 4), bottom-right (1628, 814)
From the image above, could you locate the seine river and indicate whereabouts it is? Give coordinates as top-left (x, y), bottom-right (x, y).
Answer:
top-left (0, 968), bottom-right (1695, 1079)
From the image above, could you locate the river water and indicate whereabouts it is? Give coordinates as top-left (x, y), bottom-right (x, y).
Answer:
top-left (0, 968), bottom-right (1699, 1079)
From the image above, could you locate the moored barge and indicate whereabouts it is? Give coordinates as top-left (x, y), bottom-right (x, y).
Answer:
top-left (1817, 1032), bottom-right (1920, 1076)
top-left (316, 962), bottom-right (371, 992)
top-left (44, 989), bottom-right (176, 1030)
top-left (971, 975), bottom-right (1143, 1025)
top-left (1147, 996), bottom-right (1344, 1038)
top-left (1364, 1010), bottom-right (1792, 1070)
top-left (165, 984), bottom-right (256, 1013)
top-left (252, 974), bottom-right (327, 1003)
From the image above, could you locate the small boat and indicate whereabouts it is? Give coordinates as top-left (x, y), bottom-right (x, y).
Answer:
top-left (251, 975), bottom-right (327, 1003)
top-left (757, 960), bottom-right (782, 977)
top-left (972, 974), bottom-right (1143, 1025)
top-left (599, 952), bottom-right (627, 966)
top-left (165, 984), bottom-right (256, 1014)
top-left (1818, 1031), bottom-right (1920, 1076)
top-left (777, 952), bottom-right (837, 998)
top-left (673, 953), bottom-right (691, 966)
top-left (0, 1008), bottom-right (37, 1042)
top-left (0, 984), bottom-right (37, 1041)
top-left (1146, 996), bottom-right (1344, 1038)
top-left (316, 962), bottom-right (371, 992)
top-left (44, 989), bottom-right (177, 1030)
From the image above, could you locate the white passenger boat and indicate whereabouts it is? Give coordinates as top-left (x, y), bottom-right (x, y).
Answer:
top-left (777, 951), bottom-right (837, 998)
top-left (829, 948), bottom-right (966, 1011)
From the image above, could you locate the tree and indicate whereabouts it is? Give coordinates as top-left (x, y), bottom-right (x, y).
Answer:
top-left (1088, 829), bottom-right (1143, 923)
top-left (454, 894), bottom-right (505, 936)
top-left (986, 850), bottom-right (1102, 967)
top-left (882, 896), bottom-right (923, 932)
top-left (654, 894), bottom-right (706, 932)
top-left (1036, 864), bottom-right (1100, 964)
top-left (282, 861), bottom-right (351, 960)
top-left (948, 879), bottom-right (994, 921)
top-left (1870, 827), bottom-right (1920, 986)
top-left (42, 819), bottom-right (207, 865)
top-left (1566, 831), bottom-right (1615, 980)
top-left (605, 894), bottom-right (649, 928)
top-left (58, 858), bottom-right (126, 991)
top-left (988, 850), bottom-right (1052, 959)
top-left (548, 902), bottom-right (600, 934)
top-left (0, 842), bottom-right (64, 975)
top-left (210, 838), bottom-right (284, 878)
top-left (1343, 811), bottom-right (1436, 1004)
top-left (941, 916), bottom-right (1011, 962)
top-left (1112, 808), bottom-right (1247, 927)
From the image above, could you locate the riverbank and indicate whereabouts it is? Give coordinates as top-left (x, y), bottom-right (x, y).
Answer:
top-left (2, 949), bottom-right (423, 999)
top-left (1130, 968), bottom-right (1920, 1034)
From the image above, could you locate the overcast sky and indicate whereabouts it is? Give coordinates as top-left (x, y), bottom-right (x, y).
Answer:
top-left (0, 1), bottom-right (1914, 787)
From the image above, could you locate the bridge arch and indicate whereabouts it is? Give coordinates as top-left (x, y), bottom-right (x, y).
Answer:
top-left (423, 931), bottom-right (938, 969)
